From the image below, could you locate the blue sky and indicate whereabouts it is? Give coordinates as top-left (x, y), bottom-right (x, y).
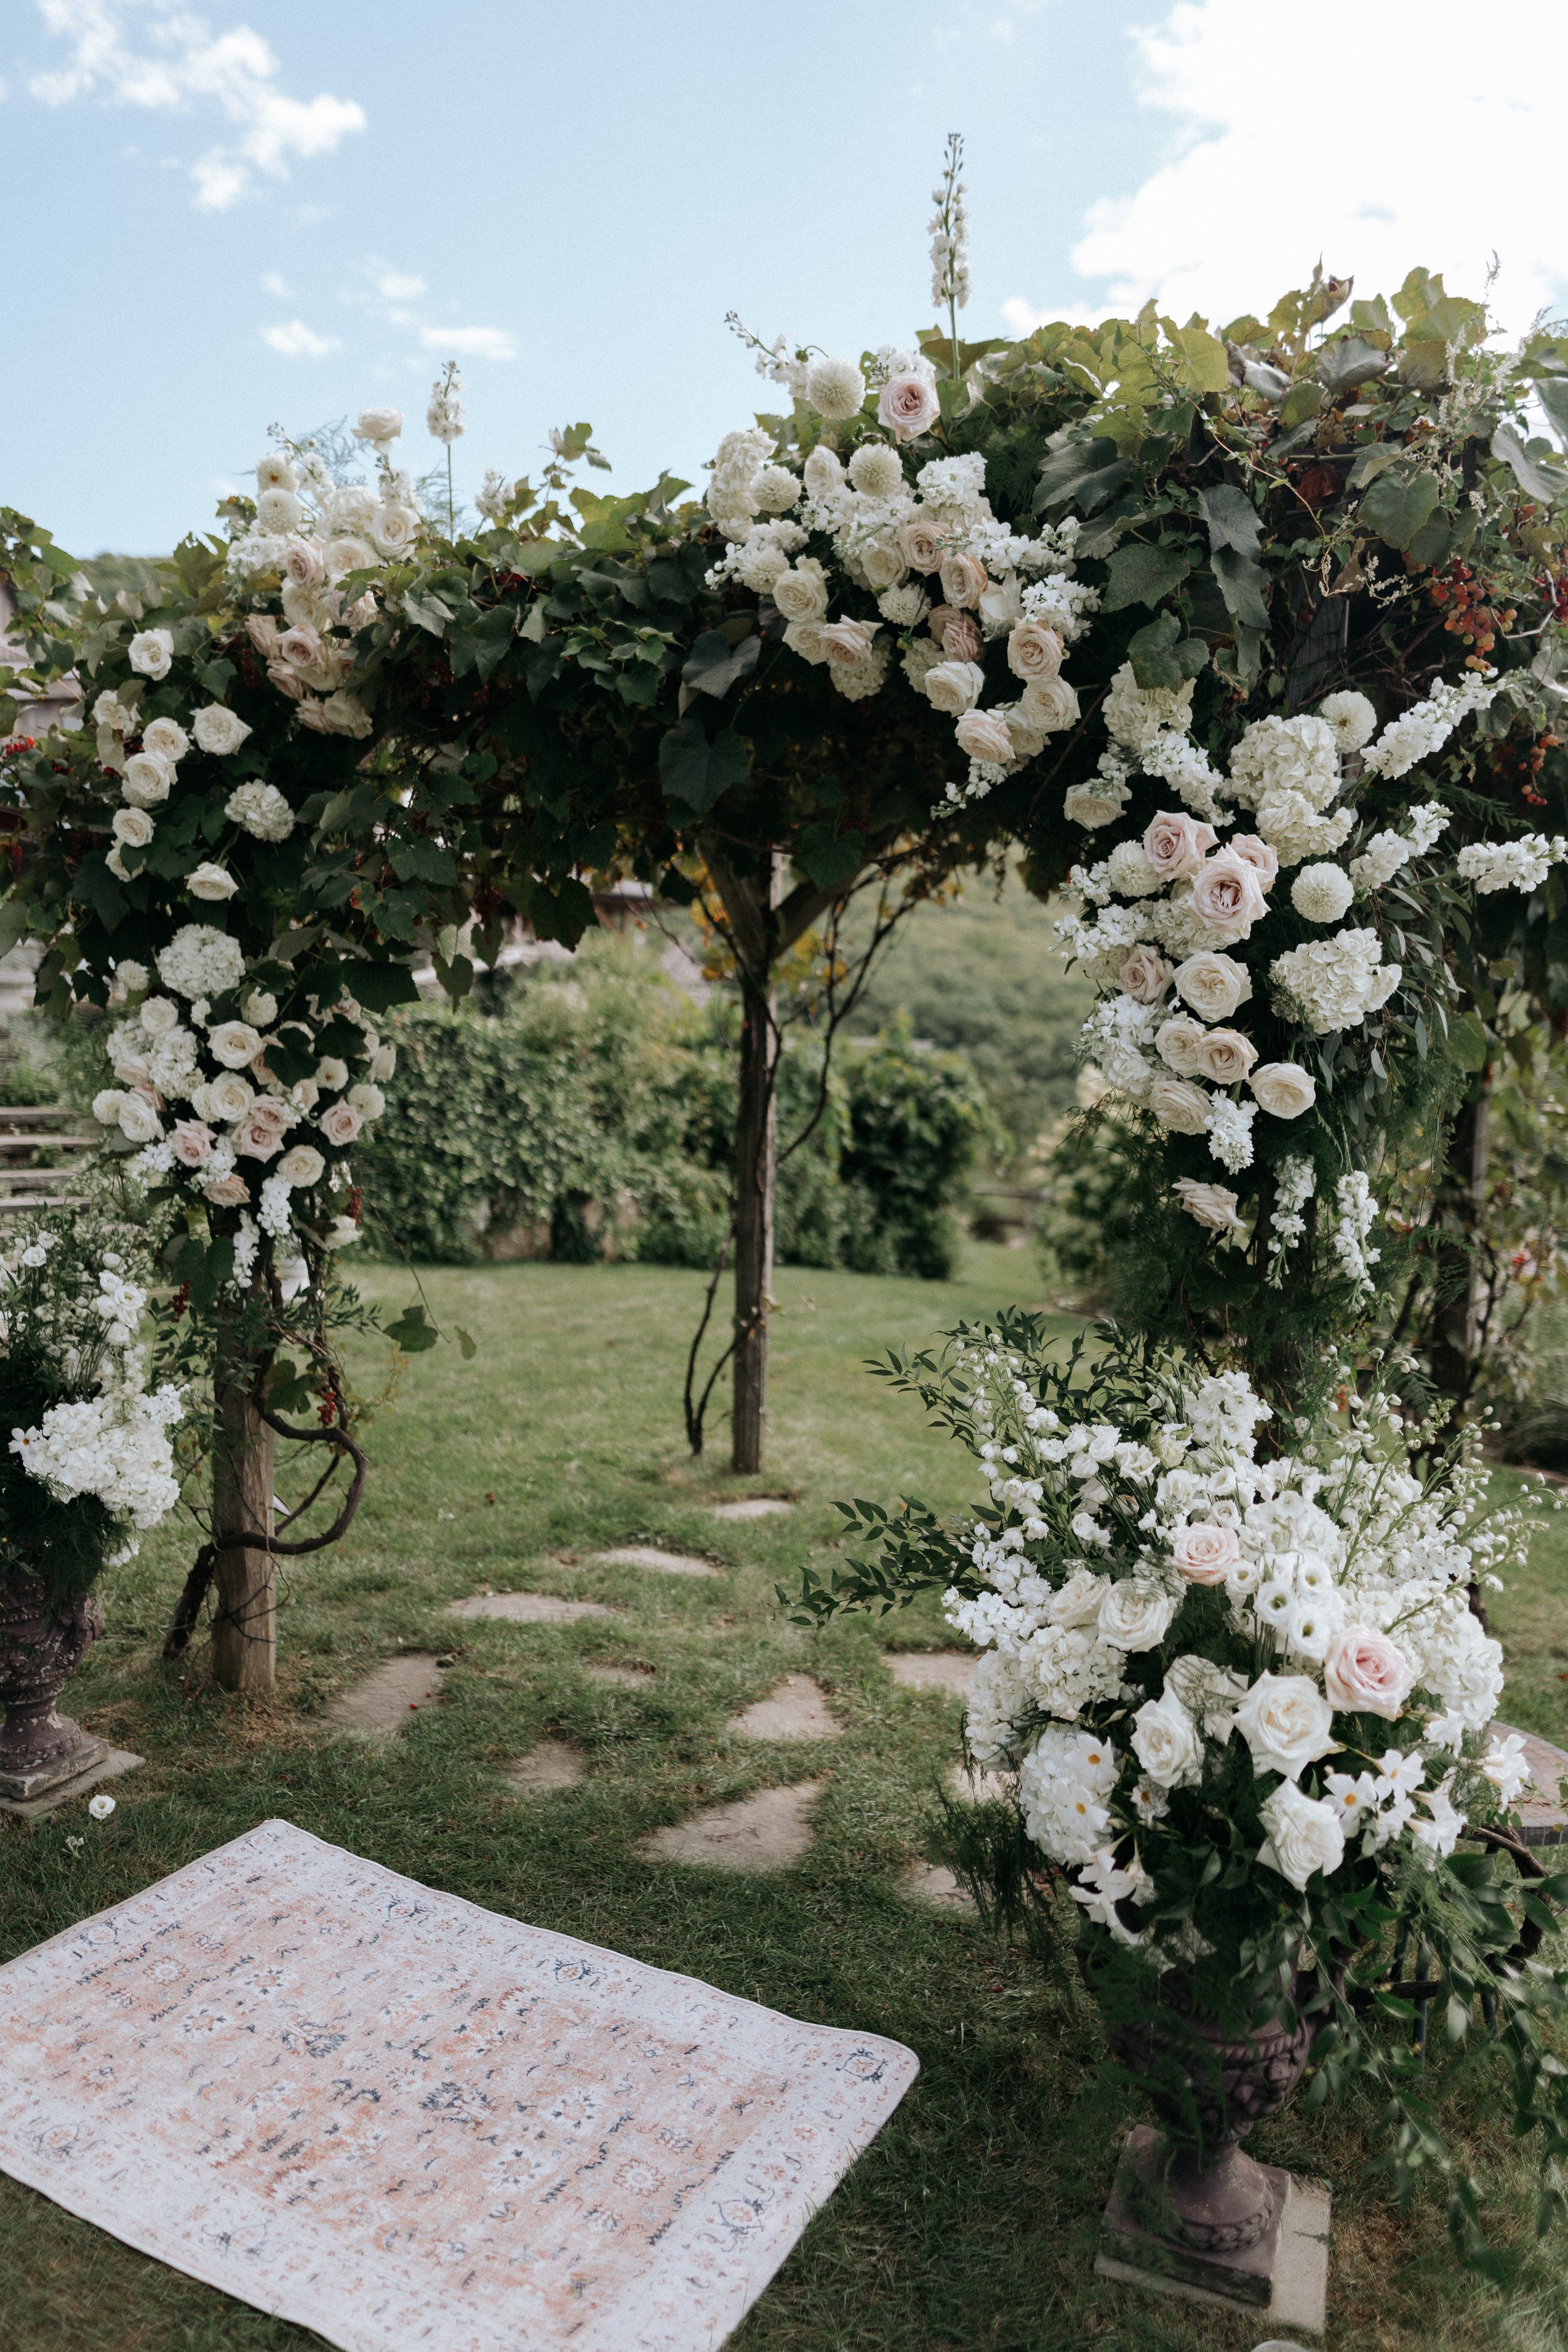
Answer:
top-left (4, 0), bottom-right (1567, 556)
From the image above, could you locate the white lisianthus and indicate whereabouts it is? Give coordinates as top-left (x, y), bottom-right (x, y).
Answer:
top-left (1258, 1781), bottom-right (1345, 1889)
top-left (1233, 1671), bottom-right (1337, 1780)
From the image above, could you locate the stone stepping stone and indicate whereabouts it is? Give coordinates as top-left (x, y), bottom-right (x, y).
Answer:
top-left (711, 1498), bottom-right (793, 1522)
top-left (947, 1761), bottom-right (1012, 1804)
top-left (642, 1783), bottom-right (819, 1871)
top-left (584, 1662), bottom-right (655, 1688)
top-left (903, 1861), bottom-right (976, 1913)
top-left (593, 1545), bottom-right (720, 1579)
top-left (885, 1651), bottom-right (978, 1697)
top-left (447, 1591), bottom-right (617, 1624)
top-left (1491, 1720), bottom-right (1568, 1845)
top-left (325, 1653), bottom-right (445, 1734)
top-left (729, 1677), bottom-right (837, 1741)
top-left (505, 1740), bottom-right (589, 1793)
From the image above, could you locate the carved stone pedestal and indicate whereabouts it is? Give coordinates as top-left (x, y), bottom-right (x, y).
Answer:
top-left (1096, 2126), bottom-right (1330, 2336)
top-left (0, 1574), bottom-right (109, 1803)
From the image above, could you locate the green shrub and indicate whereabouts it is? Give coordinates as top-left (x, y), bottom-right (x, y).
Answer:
top-left (358, 938), bottom-right (993, 1279)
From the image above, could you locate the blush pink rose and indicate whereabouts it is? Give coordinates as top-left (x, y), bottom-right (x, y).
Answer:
top-left (318, 1101), bottom-right (363, 1146)
top-left (878, 371), bottom-right (941, 440)
top-left (169, 1119), bottom-right (215, 1167)
top-left (1189, 847), bottom-right (1270, 936)
top-left (897, 517), bottom-right (945, 574)
top-left (954, 709), bottom-right (1014, 764)
top-left (266, 660), bottom-right (308, 702)
top-left (1006, 620), bottom-right (1064, 682)
top-left (246, 615), bottom-right (281, 658)
top-left (1144, 810), bottom-right (1218, 880)
top-left (283, 537), bottom-right (328, 591)
top-left (938, 551), bottom-right (989, 610)
top-left (818, 618), bottom-right (880, 668)
top-left (295, 698), bottom-right (331, 732)
top-left (933, 610), bottom-right (982, 660)
top-left (1170, 1523), bottom-right (1242, 1583)
top-left (278, 622), bottom-right (325, 671)
top-left (247, 1094), bottom-right (293, 1135)
top-left (1229, 834), bottom-right (1280, 887)
top-left (235, 1114), bottom-right (285, 1161)
top-left (1117, 945), bottom-right (1175, 1005)
top-left (1323, 1627), bottom-right (1414, 1720)
top-left (203, 1172), bottom-right (251, 1207)
top-left (1191, 1027), bottom-right (1258, 1085)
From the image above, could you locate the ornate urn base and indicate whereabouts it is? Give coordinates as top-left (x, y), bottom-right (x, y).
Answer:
top-left (0, 1572), bottom-right (108, 1803)
top-left (1093, 1971), bottom-right (1328, 2326)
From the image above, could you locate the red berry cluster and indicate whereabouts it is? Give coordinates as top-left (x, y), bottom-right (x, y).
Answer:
top-left (1428, 560), bottom-right (1515, 657)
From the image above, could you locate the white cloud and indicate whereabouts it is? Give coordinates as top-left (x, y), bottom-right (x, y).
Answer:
top-left (376, 269), bottom-right (426, 301)
top-left (1000, 295), bottom-right (1059, 334)
top-left (1050, 0), bottom-right (1568, 339)
top-left (261, 319), bottom-right (341, 359)
top-left (30, 1), bottom-right (365, 211)
top-left (260, 269), bottom-right (290, 297)
top-left (421, 324), bottom-right (516, 361)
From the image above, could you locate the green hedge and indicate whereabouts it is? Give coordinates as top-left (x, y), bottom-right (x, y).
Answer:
top-left (356, 938), bottom-right (994, 1279)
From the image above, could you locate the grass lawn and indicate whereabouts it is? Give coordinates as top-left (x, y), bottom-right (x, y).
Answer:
top-left (3, 1242), bottom-right (1568, 2351)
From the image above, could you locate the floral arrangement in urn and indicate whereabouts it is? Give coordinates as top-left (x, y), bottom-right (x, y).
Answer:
top-left (0, 1207), bottom-right (183, 1799)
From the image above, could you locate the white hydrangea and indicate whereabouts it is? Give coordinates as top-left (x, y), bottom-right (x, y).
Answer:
top-left (1019, 572), bottom-right (1099, 645)
top-left (225, 781), bottom-right (296, 842)
top-left (1270, 928), bottom-right (1401, 1034)
top-left (157, 924), bottom-right (246, 1002)
top-left (11, 1375), bottom-right (184, 1527)
top-left (706, 426), bottom-right (775, 531)
top-left (1103, 662), bottom-right (1195, 752)
top-left (1228, 713), bottom-right (1341, 812)
top-left (1253, 790), bottom-right (1355, 868)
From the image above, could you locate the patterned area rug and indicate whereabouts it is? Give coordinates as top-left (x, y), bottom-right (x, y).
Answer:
top-left (0, 1820), bottom-right (918, 2351)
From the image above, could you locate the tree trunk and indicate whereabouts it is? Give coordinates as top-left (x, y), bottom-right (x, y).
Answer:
top-left (732, 955), bottom-right (778, 1475)
top-left (1428, 1076), bottom-right (1491, 1412)
top-left (210, 1348), bottom-right (276, 1692)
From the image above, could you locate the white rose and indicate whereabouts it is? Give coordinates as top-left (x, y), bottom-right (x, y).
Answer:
top-left (208, 1022), bottom-right (262, 1069)
top-left (1323, 1626), bottom-right (1414, 1720)
top-left (1150, 1076), bottom-right (1210, 1135)
top-left (193, 705), bottom-right (252, 756)
top-left (1006, 620), bottom-right (1064, 682)
top-left (819, 618), bottom-right (881, 669)
top-left (859, 538), bottom-right (908, 591)
top-left (1047, 1565), bottom-right (1110, 1625)
top-left (122, 751), bottom-right (174, 808)
top-left (878, 369), bottom-right (941, 440)
top-left (1172, 952), bottom-right (1251, 1022)
top-left (1019, 675), bottom-right (1080, 733)
top-left (802, 445), bottom-right (844, 497)
top-left (1258, 1780), bottom-right (1345, 1890)
top-left (924, 660), bottom-right (985, 717)
top-left (139, 995), bottom-right (179, 1036)
top-left (1169, 1522), bottom-right (1241, 1584)
top-left (1131, 1690), bottom-right (1203, 1789)
top-left (368, 504), bottom-right (420, 560)
top-left (207, 1069), bottom-right (255, 1121)
top-left (1063, 781), bottom-right (1130, 829)
top-left (188, 863), bottom-right (238, 902)
top-left (954, 709), bottom-right (1014, 765)
top-left (141, 717), bottom-right (188, 764)
top-left (1173, 1178), bottom-right (1247, 1237)
top-left (1096, 1579), bottom-right (1179, 1652)
top-left (772, 561), bottom-right (830, 624)
top-left (112, 807), bottom-right (154, 849)
top-left (353, 406), bottom-right (403, 447)
top-left (277, 1143), bottom-right (326, 1188)
top-left (370, 1046), bottom-right (396, 1082)
top-left (92, 1089), bottom-right (125, 1126)
top-left (1233, 1671), bottom-right (1337, 1780)
top-left (117, 1093), bottom-right (161, 1144)
top-left (1248, 1062), bottom-right (1316, 1118)
top-left (127, 628), bottom-right (174, 680)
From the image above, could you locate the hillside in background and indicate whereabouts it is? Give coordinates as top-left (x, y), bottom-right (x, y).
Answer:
top-left (839, 868), bottom-right (1091, 1165)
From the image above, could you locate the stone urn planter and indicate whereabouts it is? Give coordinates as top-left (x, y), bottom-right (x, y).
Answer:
top-left (0, 1570), bottom-right (108, 1804)
top-left (1094, 1967), bottom-right (1318, 2311)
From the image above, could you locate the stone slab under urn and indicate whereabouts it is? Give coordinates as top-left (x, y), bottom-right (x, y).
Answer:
top-left (1095, 2125), bottom-right (1329, 2336)
top-left (0, 1744), bottom-right (144, 1821)
top-left (0, 1576), bottom-right (133, 1816)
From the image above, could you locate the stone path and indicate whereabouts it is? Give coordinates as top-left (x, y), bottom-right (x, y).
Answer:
top-left (505, 1739), bottom-right (588, 1793)
top-left (711, 1498), bottom-right (793, 1522)
top-left (325, 1653), bottom-right (445, 1734)
top-left (1491, 1720), bottom-right (1568, 1845)
top-left (729, 1677), bottom-right (837, 1741)
top-left (593, 1545), bottom-right (720, 1579)
top-left (448, 1591), bottom-right (617, 1624)
top-left (884, 1651), bottom-right (978, 1697)
top-left (642, 1783), bottom-right (820, 1870)
top-left (903, 1862), bottom-right (976, 1912)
